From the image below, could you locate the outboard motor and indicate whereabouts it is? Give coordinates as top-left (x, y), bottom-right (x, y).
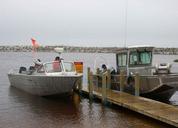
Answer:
top-left (19, 67), bottom-right (27, 73)
top-left (27, 66), bottom-right (36, 75)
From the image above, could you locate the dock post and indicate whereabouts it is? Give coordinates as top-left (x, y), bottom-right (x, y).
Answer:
top-left (95, 68), bottom-right (100, 87)
top-left (96, 68), bottom-right (100, 74)
top-left (102, 73), bottom-right (107, 105)
top-left (135, 72), bottom-right (140, 96)
top-left (78, 78), bottom-right (83, 94)
top-left (87, 67), bottom-right (93, 100)
top-left (87, 67), bottom-right (90, 91)
top-left (107, 69), bottom-right (111, 89)
top-left (120, 70), bottom-right (124, 92)
top-left (89, 71), bottom-right (93, 100)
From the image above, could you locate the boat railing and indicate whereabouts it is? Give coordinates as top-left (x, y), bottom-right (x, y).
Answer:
top-left (90, 69), bottom-right (178, 94)
top-left (87, 68), bottom-right (141, 96)
top-left (43, 61), bottom-right (77, 73)
top-left (91, 71), bottom-right (128, 91)
top-left (90, 69), bottom-right (178, 86)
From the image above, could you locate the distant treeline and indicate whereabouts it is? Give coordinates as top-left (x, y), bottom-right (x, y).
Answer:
top-left (0, 45), bottom-right (178, 54)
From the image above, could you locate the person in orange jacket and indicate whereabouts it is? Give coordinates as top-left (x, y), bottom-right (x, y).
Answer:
top-left (53, 56), bottom-right (61, 72)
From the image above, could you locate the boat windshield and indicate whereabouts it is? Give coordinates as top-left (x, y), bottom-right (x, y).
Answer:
top-left (44, 62), bottom-right (62, 73)
top-left (129, 51), bottom-right (152, 66)
top-left (63, 62), bottom-right (75, 72)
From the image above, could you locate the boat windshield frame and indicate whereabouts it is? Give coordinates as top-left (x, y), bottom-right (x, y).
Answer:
top-left (63, 61), bottom-right (76, 73)
top-left (43, 61), bottom-right (76, 73)
top-left (43, 62), bottom-right (63, 73)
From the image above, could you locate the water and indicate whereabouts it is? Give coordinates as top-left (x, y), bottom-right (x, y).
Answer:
top-left (0, 52), bottom-right (177, 128)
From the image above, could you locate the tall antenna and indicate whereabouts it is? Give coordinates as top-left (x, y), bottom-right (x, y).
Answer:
top-left (124, 0), bottom-right (128, 47)
top-left (124, 0), bottom-right (130, 76)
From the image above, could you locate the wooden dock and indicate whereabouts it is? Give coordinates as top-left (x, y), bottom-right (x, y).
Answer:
top-left (78, 68), bottom-right (178, 127)
top-left (81, 86), bottom-right (178, 127)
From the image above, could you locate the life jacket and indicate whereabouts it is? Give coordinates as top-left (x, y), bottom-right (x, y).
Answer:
top-left (53, 61), bottom-right (61, 71)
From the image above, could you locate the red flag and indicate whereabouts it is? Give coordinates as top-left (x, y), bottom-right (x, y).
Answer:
top-left (31, 38), bottom-right (39, 48)
top-left (31, 38), bottom-right (39, 59)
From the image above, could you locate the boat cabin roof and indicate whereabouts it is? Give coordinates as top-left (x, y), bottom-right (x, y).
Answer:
top-left (128, 45), bottom-right (154, 51)
top-left (117, 45), bottom-right (154, 53)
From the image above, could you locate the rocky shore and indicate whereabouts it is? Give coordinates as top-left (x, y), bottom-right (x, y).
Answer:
top-left (0, 45), bottom-right (178, 54)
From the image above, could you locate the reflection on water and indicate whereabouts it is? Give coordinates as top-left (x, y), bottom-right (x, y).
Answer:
top-left (0, 87), bottom-right (171, 128)
top-left (0, 52), bottom-right (178, 128)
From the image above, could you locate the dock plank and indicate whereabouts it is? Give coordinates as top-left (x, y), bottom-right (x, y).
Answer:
top-left (81, 86), bottom-right (178, 127)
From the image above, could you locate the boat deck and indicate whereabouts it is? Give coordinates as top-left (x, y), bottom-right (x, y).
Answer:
top-left (81, 86), bottom-right (178, 127)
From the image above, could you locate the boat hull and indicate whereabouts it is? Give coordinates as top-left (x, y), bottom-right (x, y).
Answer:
top-left (8, 73), bottom-right (82, 96)
top-left (141, 84), bottom-right (175, 101)
top-left (120, 75), bottom-right (178, 101)
top-left (94, 74), bottom-right (178, 101)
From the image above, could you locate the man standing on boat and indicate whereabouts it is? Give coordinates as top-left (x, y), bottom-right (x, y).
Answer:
top-left (101, 64), bottom-right (107, 73)
top-left (53, 56), bottom-right (61, 72)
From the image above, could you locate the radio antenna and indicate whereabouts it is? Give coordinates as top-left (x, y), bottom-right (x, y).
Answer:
top-left (124, 0), bottom-right (128, 48)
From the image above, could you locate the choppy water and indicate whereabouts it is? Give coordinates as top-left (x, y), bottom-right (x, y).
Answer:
top-left (0, 52), bottom-right (178, 128)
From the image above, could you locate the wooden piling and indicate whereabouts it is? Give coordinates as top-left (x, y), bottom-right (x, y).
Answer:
top-left (87, 67), bottom-right (90, 91)
top-left (87, 67), bottom-right (93, 100)
top-left (95, 68), bottom-right (100, 87)
top-left (96, 68), bottom-right (100, 74)
top-left (135, 72), bottom-right (140, 96)
top-left (78, 78), bottom-right (82, 93)
top-left (120, 70), bottom-right (124, 92)
top-left (89, 71), bottom-right (93, 99)
top-left (107, 69), bottom-right (111, 89)
top-left (102, 73), bottom-right (107, 104)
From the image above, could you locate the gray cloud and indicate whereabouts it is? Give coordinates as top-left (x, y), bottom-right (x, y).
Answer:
top-left (0, 0), bottom-right (178, 47)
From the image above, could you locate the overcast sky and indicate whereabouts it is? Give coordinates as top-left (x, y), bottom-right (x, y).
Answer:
top-left (0, 0), bottom-right (178, 47)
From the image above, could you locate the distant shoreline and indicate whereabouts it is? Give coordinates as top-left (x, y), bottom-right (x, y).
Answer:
top-left (0, 45), bottom-right (178, 55)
